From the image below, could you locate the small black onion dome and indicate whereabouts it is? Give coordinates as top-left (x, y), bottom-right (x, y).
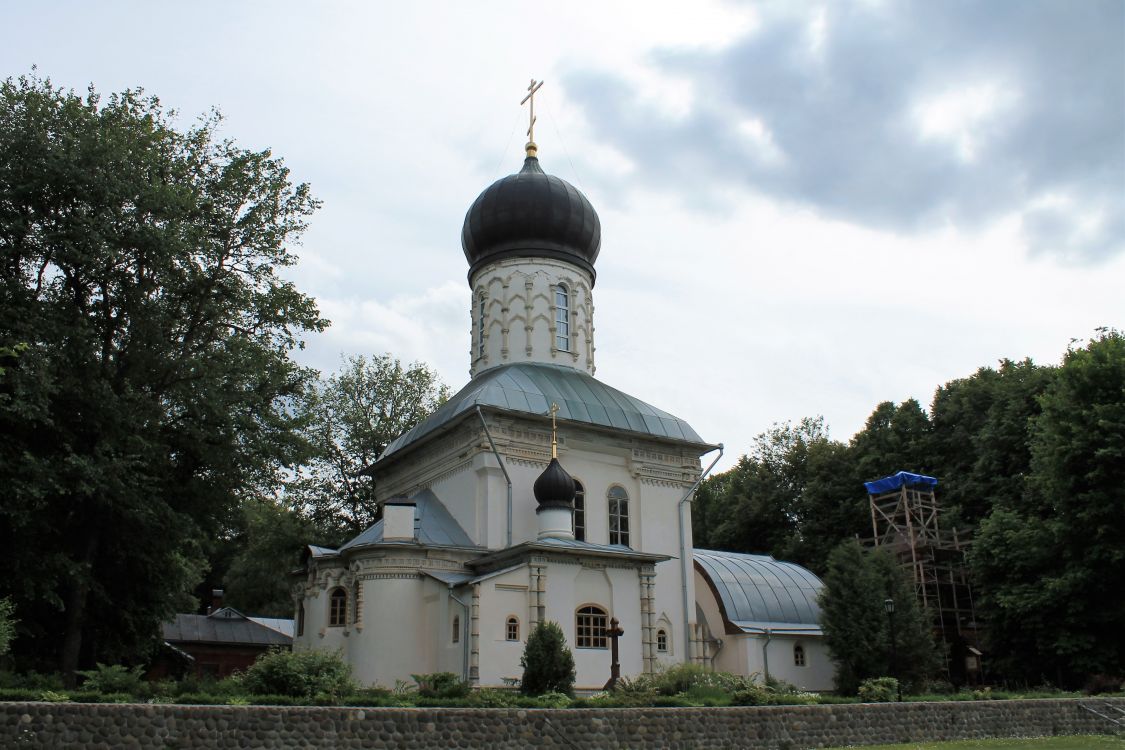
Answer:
top-left (462, 156), bottom-right (601, 284)
top-left (533, 457), bottom-right (576, 511)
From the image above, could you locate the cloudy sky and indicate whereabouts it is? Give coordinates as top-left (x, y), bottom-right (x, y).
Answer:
top-left (5, 1), bottom-right (1123, 469)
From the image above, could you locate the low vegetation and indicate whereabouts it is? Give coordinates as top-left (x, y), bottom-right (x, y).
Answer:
top-left (1, 655), bottom-right (1112, 709)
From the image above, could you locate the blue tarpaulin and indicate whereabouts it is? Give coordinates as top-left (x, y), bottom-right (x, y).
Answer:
top-left (864, 471), bottom-right (938, 495)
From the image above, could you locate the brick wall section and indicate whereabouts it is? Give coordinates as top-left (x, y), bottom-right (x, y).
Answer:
top-left (2, 698), bottom-right (1122, 749)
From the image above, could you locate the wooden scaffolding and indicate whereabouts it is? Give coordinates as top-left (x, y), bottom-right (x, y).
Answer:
top-left (865, 474), bottom-right (981, 682)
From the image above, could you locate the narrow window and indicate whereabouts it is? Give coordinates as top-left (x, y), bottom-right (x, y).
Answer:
top-left (657, 629), bottom-right (668, 653)
top-left (328, 588), bottom-right (347, 627)
top-left (477, 293), bottom-right (487, 360)
top-left (608, 486), bottom-right (630, 547)
top-left (555, 284), bottom-right (570, 351)
top-left (794, 643), bottom-right (806, 667)
top-left (506, 616), bottom-right (520, 642)
top-left (452, 615), bottom-right (460, 643)
top-left (576, 605), bottom-right (608, 649)
top-left (296, 602), bottom-right (305, 637)
top-left (573, 480), bottom-right (586, 541)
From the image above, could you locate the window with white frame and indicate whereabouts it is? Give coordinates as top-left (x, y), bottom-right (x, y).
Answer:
top-left (573, 480), bottom-right (585, 541)
top-left (607, 486), bottom-right (629, 546)
top-left (506, 616), bottom-right (520, 642)
top-left (575, 605), bottom-right (608, 649)
top-left (657, 629), bottom-right (668, 653)
top-left (794, 643), bottom-right (806, 667)
top-left (555, 284), bottom-right (570, 351)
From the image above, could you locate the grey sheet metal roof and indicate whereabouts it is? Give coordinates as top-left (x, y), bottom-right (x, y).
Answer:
top-left (340, 489), bottom-right (476, 551)
top-left (378, 363), bottom-right (708, 463)
top-left (249, 617), bottom-right (295, 638)
top-left (694, 549), bottom-right (824, 635)
top-left (162, 608), bottom-right (292, 647)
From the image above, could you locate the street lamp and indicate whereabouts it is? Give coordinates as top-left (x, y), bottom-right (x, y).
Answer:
top-left (884, 598), bottom-right (902, 702)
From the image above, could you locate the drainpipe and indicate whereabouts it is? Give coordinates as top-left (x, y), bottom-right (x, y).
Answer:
top-left (761, 628), bottom-right (773, 684)
top-left (476, 405), bottom-right (513, 547)
top-left (678, 443), bottom-right (724, 662)
top-left (448, 586), bottom-right (471, 684)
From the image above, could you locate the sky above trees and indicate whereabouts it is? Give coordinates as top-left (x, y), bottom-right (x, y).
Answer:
top-left (3, 1), bottom-right (1121, 470)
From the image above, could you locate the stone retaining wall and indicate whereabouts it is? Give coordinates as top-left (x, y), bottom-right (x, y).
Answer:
top-left (3, 698), bottom-right (1122, 749)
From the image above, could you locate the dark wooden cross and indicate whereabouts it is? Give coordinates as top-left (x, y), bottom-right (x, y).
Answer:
top-left (603, 617), bottom-right (625, 691)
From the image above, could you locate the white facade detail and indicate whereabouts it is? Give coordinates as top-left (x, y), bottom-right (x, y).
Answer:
top-left (470, 257), bottom-right (594, 378)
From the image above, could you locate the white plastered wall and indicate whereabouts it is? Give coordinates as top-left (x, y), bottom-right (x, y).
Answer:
top-left (470, 258), bottom-right (595, 378)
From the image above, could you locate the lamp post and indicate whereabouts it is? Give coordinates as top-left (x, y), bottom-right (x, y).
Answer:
top-left (884, 598), bottom-right (902, 702)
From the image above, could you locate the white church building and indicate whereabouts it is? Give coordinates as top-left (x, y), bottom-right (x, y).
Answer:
top-left (291, 130), bottom-right (833, 692)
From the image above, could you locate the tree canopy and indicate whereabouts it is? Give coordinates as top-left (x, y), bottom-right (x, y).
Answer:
top-left (0, 74), bottom-right (325, 680)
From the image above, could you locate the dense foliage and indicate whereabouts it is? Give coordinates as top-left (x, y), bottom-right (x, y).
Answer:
top-left (693, 330), bottom-right (1123, 688)
top-left (239, 648), bottom-right (355, 699)
top-left (0, 73), bottom-right (324, 681)
top-left (819, 541), bottom-right (939, 694)
top-left (520, 621), bottom-right (576, 696)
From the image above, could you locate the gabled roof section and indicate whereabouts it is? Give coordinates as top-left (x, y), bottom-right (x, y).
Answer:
top-left (339, 489), bottom-right (475, 551)
top-left (694, 549), bottom-right (824, 635)
top-left (378, 362), bottom-right (710, 464)
top-left (162, 608), bottom-right (293, 647)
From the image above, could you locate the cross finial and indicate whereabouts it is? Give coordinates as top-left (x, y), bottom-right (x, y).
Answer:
top-left (549, 401), bottom-right (559, 459)
top-left (521, 78), bottom-right (544, 157)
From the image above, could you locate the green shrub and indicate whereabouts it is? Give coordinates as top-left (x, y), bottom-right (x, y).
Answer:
top-left (39, 690), bottom-right (71, 703)
top-left (730, 684), bottom-right (770, 706)
top-left (76, 663), bottom-right (145, 695)
top-left (682, 684), bottom-right (732, 706)
top-left (0, 688), bottom-right (42, 701)
top-left (533, 691), bottom-right (573, 708)
top-left (0, 671), bottom-right (65, 691)
top-left (412, 672), bottom-right (470, 699)
top-left (173, 692), bottom-right (227, 705)
top-left (241, 648), bottom-right (354, 699)
top-left (858, 676), bottom-right (899, 702)
top-left (520, 621), bottom-right (575, 697)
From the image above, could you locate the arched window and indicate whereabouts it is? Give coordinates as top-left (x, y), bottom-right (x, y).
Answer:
top-left (477, 293), bottom-right (487, 360)
top-left (573, 480), bottom-right (586, 541)
top-left (794, 643), bottom-right (806, 667)
top-left (328, 588), bottom-right (347, 627)
top-left (452, 615), bottom-right (460, 643)
top-left (656, 629), bottom-right (668, 653)
top-left (296, 602), bottom-right (305, 637)
top-left (608, 486), bottom-right (629, 546)
top-left (555, 284), bottom-right (570, 352)
top-left (506, 616), bottom-right (520, 642)
top-left (576, 605), bottom-right (608, 649)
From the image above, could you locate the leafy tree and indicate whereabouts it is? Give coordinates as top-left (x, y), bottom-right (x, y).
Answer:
top-left (288, 354), bottom-right (449, 538)
top-left (819, 540), bottom-right (939, 695)
top-left (520, 621), bottom-right (575, 696)
top-left (850, 399), bottom-right (933, 484)
top-left (0, 73), bottom-right (324, 682)
top-left (240, 648), bottom-right (354, 699)
top-left (222, 499), bottom-right (322, 617)
top-left (972, 329), bottom-right (1125, 685)
top-left (0, 597), bottom-right (16, 657)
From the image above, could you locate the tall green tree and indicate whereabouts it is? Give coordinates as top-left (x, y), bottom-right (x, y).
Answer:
top-left (850, 399), bottom-right (933, 484)
top-left (819, 540), bottom-right (939, 694)
top-left (972, 329), bottom-right (1125, 685)
top-left (287, 354), bottom-right (449, 539)
top-left (0, 74), bottom-right (325, 681)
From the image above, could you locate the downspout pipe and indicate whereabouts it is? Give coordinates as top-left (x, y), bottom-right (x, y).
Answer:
top-left (678, 443), bottom-right (724, 663)
top-left (448, 586), bottom-right (471, 684)
top-left (762, 628), bottom-right (772, 684)
top-left (476, 405), bottom-right (513, 547)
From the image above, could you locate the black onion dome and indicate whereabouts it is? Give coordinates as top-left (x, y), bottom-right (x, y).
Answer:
top-left (462, 156), bottom-right (601, 283)
top-left (533, 457), bottom-right (576, 511)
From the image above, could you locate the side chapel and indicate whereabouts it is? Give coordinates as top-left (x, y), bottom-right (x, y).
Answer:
top-left (292, 84), bottom-right (833, 692)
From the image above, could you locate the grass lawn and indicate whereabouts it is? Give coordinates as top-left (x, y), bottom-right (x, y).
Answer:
top-left (824, 737), bottom-right (1125, 750)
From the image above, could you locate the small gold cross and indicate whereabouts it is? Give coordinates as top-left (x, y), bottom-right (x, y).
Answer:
top-left (521, 78), bottom-right (544, 151)
top-left (549, 401), bottom-right (559, 458)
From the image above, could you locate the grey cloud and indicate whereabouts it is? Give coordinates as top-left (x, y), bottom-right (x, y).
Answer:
top-left (564, 1), bottom-right (1124, 261)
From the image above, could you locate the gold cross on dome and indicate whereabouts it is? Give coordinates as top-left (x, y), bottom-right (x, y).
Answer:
top-left (549, 401), bottom-right (559, 458)
top-left (521, 78), bottom-right (544, 146)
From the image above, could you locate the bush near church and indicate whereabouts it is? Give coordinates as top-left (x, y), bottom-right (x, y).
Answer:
top-left (519, 621), bottom-right (576, 697)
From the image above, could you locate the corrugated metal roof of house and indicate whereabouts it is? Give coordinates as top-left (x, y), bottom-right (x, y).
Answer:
top-left (694, 549), bottom-right (824, 635)
top-left (162, 608), bottom-right (292, 647)
top-left (378, 362), bottom-right (710, 464)
top-left (339, 488), bottom-right (476, 551)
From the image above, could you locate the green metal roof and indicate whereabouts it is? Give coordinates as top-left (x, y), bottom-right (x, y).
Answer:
top-left (378, 363), bottom-right (708, 464)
